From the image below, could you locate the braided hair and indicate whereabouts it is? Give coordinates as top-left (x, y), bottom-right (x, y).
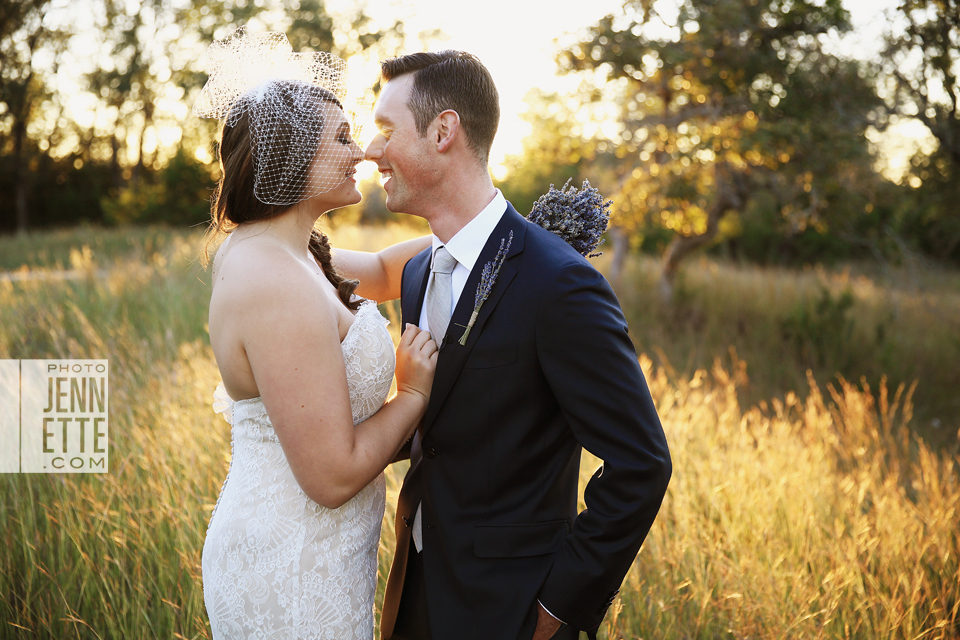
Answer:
top-left (308, 228), bottom-right (361, 311)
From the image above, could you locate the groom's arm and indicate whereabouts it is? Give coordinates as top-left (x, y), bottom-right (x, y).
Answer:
top-left (390, 250), bottom-right (429, 467)
top-left (333, 236), bottom-right (431, 302)
top-left (534, 260), bottom-right (672, 632)
top-left (390, 435), bottom-right (413, 463)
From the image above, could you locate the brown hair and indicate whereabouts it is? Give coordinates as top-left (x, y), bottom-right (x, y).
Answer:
top-left (380, 50), bottom-right (499, 164)
top-left (201, 81), bottom-right (360, 310)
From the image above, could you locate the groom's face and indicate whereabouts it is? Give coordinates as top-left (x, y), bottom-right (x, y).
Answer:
top-left (365, 74), bottom-right (434, 215)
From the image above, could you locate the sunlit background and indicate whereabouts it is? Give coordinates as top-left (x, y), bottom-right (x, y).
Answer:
top-left (30, 0), bottom-right (935, 181)
top-left (2, 1), bottom-right (959, 638)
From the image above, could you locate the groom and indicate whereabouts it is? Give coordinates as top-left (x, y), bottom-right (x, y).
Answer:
top-left (365, 50), bottom-right (672, 640)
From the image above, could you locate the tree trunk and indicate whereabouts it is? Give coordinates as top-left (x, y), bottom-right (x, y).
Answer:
top-left (133, 95), bottom-right (154, 186)
top-left (658, 226), bottom-right (720, 302)
top-left (110, 133), bottom-right (123, 190)
top-left (658, 162), bottom-right (742, 301)
top-left (13, 108), bottom-right (29, 235)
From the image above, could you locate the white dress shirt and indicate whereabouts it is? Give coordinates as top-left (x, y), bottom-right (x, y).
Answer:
top-left (417, 189), bottom-right (507, 336)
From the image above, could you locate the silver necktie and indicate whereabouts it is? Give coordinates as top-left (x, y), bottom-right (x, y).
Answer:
top-left (425, 246), bottom-right (457, 343)
top-left (413, 246), bottom-right (457, 552)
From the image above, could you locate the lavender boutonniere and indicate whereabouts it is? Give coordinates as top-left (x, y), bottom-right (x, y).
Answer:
top-left (458, 230), bottom-right (513, 346)
top-left (455, 180), bottom-right (609, 347)
top-left (527, 178), bottom-right (611, 258)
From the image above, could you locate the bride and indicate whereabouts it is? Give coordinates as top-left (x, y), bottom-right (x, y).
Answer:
top-left (193, 29), bottom-right (436, 639)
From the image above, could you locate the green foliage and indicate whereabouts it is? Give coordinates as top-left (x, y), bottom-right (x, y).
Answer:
top-left (101, 147), bottom-right (215, 227)
top-left (780, 286), bottom-right (855, 369)
top-left (0, 0), bottom-right (409, 234)
top-left (0, 225), bottom-right (185, 271)
top-left (713, 0), bottom-right (960, 269)
top-left (495, 90), bottom-right (589, 217)
top-left (497, 163), bottom-right (580, 221)
top-left (0, 0), bottom-right (70, 233)
top-left (716, 195), bottom-right (856, 265)
top-left (42, 160), bottom-right (113, 226)
top-left (0, 150), bottom-right (112, 231)
top-left (556, 0), bottom-right (886, 275)
top-left (895, 148), bottom-right (960, 262)
top-left (881, 0), bottom-right (960, 172)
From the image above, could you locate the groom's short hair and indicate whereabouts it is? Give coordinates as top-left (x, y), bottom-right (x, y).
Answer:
top-left (381, 50), bottom-right (499, 164)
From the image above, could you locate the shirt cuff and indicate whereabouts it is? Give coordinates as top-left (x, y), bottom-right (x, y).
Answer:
top-left (538, 600), bottom-right (565, 625)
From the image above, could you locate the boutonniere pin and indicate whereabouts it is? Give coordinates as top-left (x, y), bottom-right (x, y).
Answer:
top-left (458, 230), bottom-right (513, 346)
top-left (527, 179), bottom-right (611, 258)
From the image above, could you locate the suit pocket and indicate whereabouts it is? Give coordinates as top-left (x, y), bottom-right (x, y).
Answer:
top-left (463, 343), bottom-right (518, 369)
top-left (473, 520), bottom-right (570, 558)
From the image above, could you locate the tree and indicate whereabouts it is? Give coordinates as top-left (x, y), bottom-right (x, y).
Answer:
top-left (85, 0), bottom-right (400, 185)
top-left (0, 0), bottom-right (407, 234)
top-left (897, 146), bottom-right (960, 261)
top-left (882, 0), bottom-right (960, 166)
top-left (559, 0), bottom-right (883, 296)
top-left (0, 0), bottom-right (68, 233)
top-left (881, 0), bottom-right (960, 262)
top-left (497, 88), bottom-right (644, 283)
top-left (496, 89), bottom-right (589, 218)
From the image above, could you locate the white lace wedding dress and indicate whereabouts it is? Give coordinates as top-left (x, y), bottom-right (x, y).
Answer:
top-left (202, 300), bottom-right (394, 640)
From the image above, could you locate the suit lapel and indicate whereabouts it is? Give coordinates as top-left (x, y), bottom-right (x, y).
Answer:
top-left (401, 247), bottom-right (431, 329)
top-left (422, 205), bottom-right (528, 431)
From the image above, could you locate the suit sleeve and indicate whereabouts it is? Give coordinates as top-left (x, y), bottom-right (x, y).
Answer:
top-left (389, 256), bottom-right (419, 466)
top-left (535, 261), bottom-right (672, 632)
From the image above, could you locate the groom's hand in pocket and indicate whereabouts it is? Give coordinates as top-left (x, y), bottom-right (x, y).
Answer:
top-left (531, 601), bottom-right (563, 640)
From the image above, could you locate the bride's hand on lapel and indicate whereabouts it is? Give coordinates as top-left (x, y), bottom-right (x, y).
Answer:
top-left (395, 323), bottom-right (438, 410)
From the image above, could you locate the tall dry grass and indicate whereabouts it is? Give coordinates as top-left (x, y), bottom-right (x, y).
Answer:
top-left (599, 356), bottom-right (958, 638)
top-left (608, 253), bottom-right (960, 449)
top-left (0, 225), bottom-right (957, 639)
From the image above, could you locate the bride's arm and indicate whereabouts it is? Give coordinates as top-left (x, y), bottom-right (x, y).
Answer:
top-left (237, 260), bottom-right (436, 509)
top-left (333, 236), bottom-right (431, 302)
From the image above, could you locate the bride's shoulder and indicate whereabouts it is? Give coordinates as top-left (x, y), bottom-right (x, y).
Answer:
top-left (212, 238), bottom-right (326, 310)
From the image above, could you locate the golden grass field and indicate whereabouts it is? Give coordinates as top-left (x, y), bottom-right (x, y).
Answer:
top-left (0, 224), bottom-right (957, 639)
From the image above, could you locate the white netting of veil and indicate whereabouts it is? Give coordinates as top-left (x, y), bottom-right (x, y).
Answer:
top-left (193, 27), bottom-right (367, 206)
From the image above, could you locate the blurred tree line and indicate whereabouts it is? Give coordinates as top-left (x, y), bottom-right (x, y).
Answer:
top-left (497, 0), bottom-right (959, 290)
top-left (1, 0), bottom-right (957, 280)
top-left (0, 0), bottom-right (408, 233)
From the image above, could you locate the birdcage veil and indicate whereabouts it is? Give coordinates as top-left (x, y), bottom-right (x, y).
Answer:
top-left (193, 27), bottom-right (368, 206)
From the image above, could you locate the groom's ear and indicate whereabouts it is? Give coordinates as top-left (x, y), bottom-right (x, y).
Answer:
top-left (434, 110), bottom-right (460, 153)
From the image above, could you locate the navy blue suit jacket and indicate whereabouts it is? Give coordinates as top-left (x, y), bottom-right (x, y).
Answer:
top-left (385, 203), bottom-right (671, 639)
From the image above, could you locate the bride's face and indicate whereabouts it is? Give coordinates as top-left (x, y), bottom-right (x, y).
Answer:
top-left (306, 101), bottom-right (364, 210)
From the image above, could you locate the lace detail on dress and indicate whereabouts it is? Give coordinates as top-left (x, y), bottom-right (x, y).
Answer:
top-left (203, 300), bottom-right (394, 639)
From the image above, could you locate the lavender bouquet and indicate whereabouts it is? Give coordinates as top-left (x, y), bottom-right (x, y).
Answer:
top-left (527, 179), bottom-right (611, 258)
